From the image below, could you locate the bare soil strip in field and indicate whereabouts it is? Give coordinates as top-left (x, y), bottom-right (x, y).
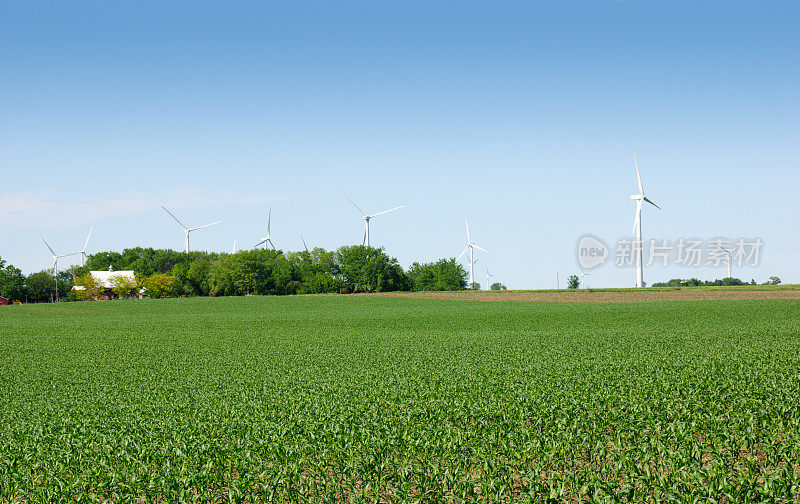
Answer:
top-left (373, 289), bottom-right (800, 303)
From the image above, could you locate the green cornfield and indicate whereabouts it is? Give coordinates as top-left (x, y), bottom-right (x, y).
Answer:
top-left (1, 296), bottom-right (799, 502)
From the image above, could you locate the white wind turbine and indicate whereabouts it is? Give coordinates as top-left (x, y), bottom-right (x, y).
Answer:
top-left (75, 227), bottom-right (93, 266)
top-left (255, 210), bottom-right (275, 250)
top-left (722, 247), bottom-right (734, 279)
top-left (42, 239), bottom-right (78, 302)
top-left (630, 152), bottom-right (661, 288)
top-left (580, 267), bottom-right (591, 289)
top-left (343, 194), bottom-right (405, 247)
top-left (161, 205), bottom-right (221, 253)
top-left (457, 219), bottom-right (487, 287)
top-left (485, 266), bottom-right (494, 290)
top-left (232, 240), bottom-right (237, 254)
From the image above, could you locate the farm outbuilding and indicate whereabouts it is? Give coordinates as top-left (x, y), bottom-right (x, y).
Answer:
top-left (72, 265), bottom-right (142, 300)
top-left (90, 266), bottom-right (136, 289)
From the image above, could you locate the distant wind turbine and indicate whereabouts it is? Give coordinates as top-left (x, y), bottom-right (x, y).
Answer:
top-left (161, 205), bottom-right (221, 253)
top-left (630, 152), bottom-right (661, 288)
top-left (255, 210), bottom-right (275, 250)
top-left (485, 267), bottom-right (494, 290)
top-left (232, 240), bottom-right (237, 254)
top-left (301, 235), bottom-right (309, 253)
top-left (75, 227), bottom-right (92, 266)
top-left (343, 194), bottom-right (405, 247)
top-left (42, 239), bottom-right (78, 302)
top-left (722, 247), bottom-right (734, 279)
top-left (457, 219), bottom-right (487, 287)
top-left (580, 267), bottom-right (591, 289)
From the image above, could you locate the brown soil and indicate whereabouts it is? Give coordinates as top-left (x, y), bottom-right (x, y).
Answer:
top-left (368, 289), bottom-right (800, 303)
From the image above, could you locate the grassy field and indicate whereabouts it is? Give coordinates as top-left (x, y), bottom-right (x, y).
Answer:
top-left (1, 296), bottom-right (800, 503)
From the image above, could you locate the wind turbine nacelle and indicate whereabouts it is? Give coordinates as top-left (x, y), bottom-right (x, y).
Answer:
top-left (630, 194), bottom-right (642, 200)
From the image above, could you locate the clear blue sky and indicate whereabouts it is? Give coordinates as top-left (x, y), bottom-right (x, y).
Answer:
top-left (2, 0), bottom-right (798, 288)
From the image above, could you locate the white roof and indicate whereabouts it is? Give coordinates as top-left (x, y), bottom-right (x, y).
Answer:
top-left (90, 270), bottom-right (136, 288)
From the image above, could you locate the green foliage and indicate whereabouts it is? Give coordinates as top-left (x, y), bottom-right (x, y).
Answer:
top-left (407, 258), bottom-right (467, 291)
top-left (142, 273), bottom-right (176, 298)
top-left (769, 276), bottom-right (782, 285)
top-left (652, 277), bottom-right (754, 287)
top-left (567, 274), bottom-right (580, 289)
top-left (4, 245), bottom-right (469, 303)
top-left (1, 297), bottom-right (799, 501)
top-left (490, 282), bottom-right (507, 290)
top-left (73, 273), bottom-right (103, 301)
top-left (335, 245), bottom-right (408, 293)
top-left (110, 275), bottom-right (139, 299)
top-left (0, 258), bottom-right (26, 302)
top-left (186, 259), bottom-right (211, 296)
top-left (24, 271), bottom-right (56, 302)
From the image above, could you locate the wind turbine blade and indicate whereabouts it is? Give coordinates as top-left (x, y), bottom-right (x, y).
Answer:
top-left (343, 193), bottom-right (367, 216)
top-left (301, 235), bottom-right (309, 252)
top-left (267, 209), bottom-right (271, 236)
top-left (472, 244), bottom-right (488, 253)
top-left (456, 245), bottom-right (470, 260)
top-left (633, 151), bottom-right (644, 195)
top-left (363, 229), bottom-right (367, 246)
top-left (189, 220), bottom-right (222, 231)
top-left (161, 205), bottom-right (188, 229)
top-left (255, 240), bottom-right (266, 248)
top-left (42, 239), bottom-right (57, 256)
top-left (465, 218), bottom-right (471, 242)
top-left (83, 227), bottom-right (93, 251)
top-left (369, 205), bottom-right (406, 218)
top-left (643, 196), bottom-right (661, 210)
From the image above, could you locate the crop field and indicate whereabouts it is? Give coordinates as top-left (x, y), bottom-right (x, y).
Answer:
top-left (1, 296), bottom-right (800, 503)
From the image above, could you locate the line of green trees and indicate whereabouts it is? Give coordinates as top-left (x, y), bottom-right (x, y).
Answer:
top-left (651, 277), bottom-right (781, 287)
top-left (0, 246), bottom-right (471, 302)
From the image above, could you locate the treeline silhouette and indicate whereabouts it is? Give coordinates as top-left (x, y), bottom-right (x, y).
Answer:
top-left (0, 246), bottom-right (469, 302)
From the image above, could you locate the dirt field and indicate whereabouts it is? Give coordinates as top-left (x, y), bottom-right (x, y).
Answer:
top-left (375, 288), bottom-right (800, 303)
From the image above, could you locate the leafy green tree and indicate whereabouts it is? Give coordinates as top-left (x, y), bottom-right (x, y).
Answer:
top-left (336, 246), bottom-right (409, 293)
top-left (171, 263), bottom-right (189, 296)
top-left (110, 275), bottom-right (139, 299)
top-left (769, 276), bottom-right (781, 285)
top-left (208, 255), bottom-right (236, 296)
top-left (567, 274), bottom-right (580, 289)
top-left (490, 282), bottom-right (507, 290)
top-left (0, 258), bottom-right (27, 301)
top-left (407, 259), bottom-right (467, 291)
top-left (187, 259), bottom-right (212, 296)
top-left (74, 273), bottom-right (103, 301)
top-left (721, 277), bottom-right (745, 286)
top-left (143, 273), bottom-right (176, 298)
top-left (26, 271), bottom-right (56, 302)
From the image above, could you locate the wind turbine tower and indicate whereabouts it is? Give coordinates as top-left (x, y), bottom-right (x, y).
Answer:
top-left (630, 152), bottom-right (661, 287)
top-left (256, 210), bottom-right (275, 250)
top-left (457, 219), bottom-right (487, 287)
top-left (42, 239), bottom-right (78, 302)
top-left (723, 248), bottom-right (733, 279)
